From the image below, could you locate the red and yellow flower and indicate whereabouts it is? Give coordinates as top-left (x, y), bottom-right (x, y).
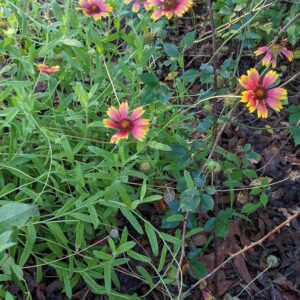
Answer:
top-left (202, 290), bottom-right (215, 300)
top-left (37, 64), bottom-right (59, 75)
top-left (254, 44), bottom-right (293, 68)
top-left (239, 68), bottom-right (287, 118)
top-left (125, 0), bottom-right (151, 12)
top-left (79, 0), bottom-right (112, 20)
top-left (103, 102), bottom-right (149, 144)
top-left (147, 0), bottom-right (193, 21)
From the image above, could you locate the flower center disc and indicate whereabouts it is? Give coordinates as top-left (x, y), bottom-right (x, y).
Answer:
top-left (119, 119), bottom-right (133, 132)
top-left (164, 0), bottom-right (178, 9)
top-left (271, 44), bottom-right (282, 55)
top-left (254, 86), bottom-right (267, 100)
top-left (91, 4), bottom-right (100, 12)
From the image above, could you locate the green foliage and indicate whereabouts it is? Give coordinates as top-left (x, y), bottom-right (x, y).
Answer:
top-left (0, 0), bottom-right (298, 298)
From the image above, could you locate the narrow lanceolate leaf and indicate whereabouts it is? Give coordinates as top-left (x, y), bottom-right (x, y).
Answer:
top-left (145, 222), bottom-right (158, 256)
top-left (0, 203), bottom-right (36, 231)
top-left (120, 208), bottom-right (143, 234)
top-left (0, 231), bottom-right (15, 253)
top-left (19, 223), bottom-right (36, 267)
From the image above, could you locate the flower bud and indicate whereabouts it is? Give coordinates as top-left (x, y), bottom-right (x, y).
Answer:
top-left (139, 161), bottom-right (151, 173)
top-left (143, 32), bottom-right (155, 44)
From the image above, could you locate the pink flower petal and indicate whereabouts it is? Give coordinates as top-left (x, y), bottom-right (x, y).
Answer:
top-left (266, 87), bottom-right (287, 101)
top-left (103, 119), bottom-right (119, 129)
top-left (130, 126), bottom-right (148, 141)
top-left (148, 0), bottom-right (163, 5)
top-left (262, 70), bottom-right (278, 88)
top-left (132, 1), bottom-right (141, 12)
top-left (151, 8), bottom-right (164, 20)
top-left (240, 90), bottom-right (253, 103)
top-left (281, 48), bottom-right (293, 62)
top-left (256, 102), bottom-right (268, 118)
top-left (254, 46), bottom-right (269, 56)
top-left (265, 96), bottom-right (282, 112)
top-left (133, 118), bottom-right (149, 126)
top-left (261, 52), bottom-right (272, 66)
top-left (130, 107), bottom-right (145, 121)
top-left (110, 131), bottom-right (129, 144)
top-left (238, 68), bottom-right (259, 90)
top-left (107, 106), bottom-right (122, 121)
top-left (118, 102), bottom-right (129, 119)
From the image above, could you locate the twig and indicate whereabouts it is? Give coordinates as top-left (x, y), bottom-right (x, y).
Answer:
top-left (176, 212), bottom-right (189, 297)
top-left (280, 70), bottom-right (300, 87)
top-left (272, 13), bottom-right (300, 45)
top-left (207, 0), bottom-right (217, 89)
top-left (181, 210), bottom-right (300, 299)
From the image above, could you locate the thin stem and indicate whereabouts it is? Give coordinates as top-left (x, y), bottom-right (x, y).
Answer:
top-left (272, 13), bottom-right (300, 45)
top-left (207, 0), bottom-right (217, 89)
top-left (176, 212), bottom-right (189, 298)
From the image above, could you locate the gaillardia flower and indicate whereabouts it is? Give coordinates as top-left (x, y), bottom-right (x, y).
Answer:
top-left (125, 0), bottom-right (151, 12)
top-left (202, 290), bottom-right (215, 300)
top-left (103, 102), bottom-right (149, 144)
top-left (239, 68), bottom-right (287, 118)
top-left (79, 0), bottom-right (112, 20)
top-left (37, 64), bottom-right (59, 75)
top-left (147, 0), bottom-right (193, 21)
top-left (254, 44), bottom-right (293, 68)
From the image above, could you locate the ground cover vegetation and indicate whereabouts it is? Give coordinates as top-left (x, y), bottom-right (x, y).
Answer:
top-left (0, 0), bottom-right (299, 299)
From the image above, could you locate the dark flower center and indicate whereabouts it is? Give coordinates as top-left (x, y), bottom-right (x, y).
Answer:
top-left (88, 4), bottom-right (101, 14)
top-left (119, 119), bottom-right (133, 132)
top-left (254, 86), bottom-right (267, 100)
top-left (164, 0), bottom-right (178, 10)
top-left (271, 44), bottom-right (282, 55)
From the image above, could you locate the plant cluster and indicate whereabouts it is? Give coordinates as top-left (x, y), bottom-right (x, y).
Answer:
top-left (0, 0), bottom-right (299, 299)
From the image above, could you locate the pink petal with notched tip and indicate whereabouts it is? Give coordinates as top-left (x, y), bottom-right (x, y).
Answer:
top-left (110, 131), bottom-right (129, 144)
top-left (103, 119), bottom-right (119, 129)
top-left (261, 52), bottom-right (272, 66)
top-left (256, 102), bottom-right (268, 118)
top-left (281, 48), bottom-right (293, 62)
top-left (130, 107), bottom-right (145, 121)
top-left (238, 68), bottom-right (259, 90)
top-left (130, 126), bottom-right (148, 141)
top-left (262, 70), bottom-right (278, 88)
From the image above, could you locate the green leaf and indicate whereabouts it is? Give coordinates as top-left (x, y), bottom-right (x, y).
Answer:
top-left (243, 169), bottom-right (258, 179)
top-left (19, 223), bottom-right (36, 266)
top-left (145, 222), bottom-right (158, 256)
top-left (180, 69), bottom-right (199, 82)
top-left (200, 194), bottom-right (214, 212)
top-left (116, 241), bottom-right (136, 256)
top-left (180, 189), bottom-right (201, 212)
top-left (189, 261), bottom-right (207, 279)
top-left (166, 214), bottom-right (185, 222)
top-left (120, 208), bottom-right (143, 234)
top-left (260, 192), bottom-right (268, 207)
top-left (0, 231), bottom-right (15, 253)
top-left (75, 221), bottom-right (85, 250)
top-left (139, 73), bottom-right (159, 86)
top-left (137, 266), bottom-right (154, 288)
top-left (61, 137), bottom-right (74, 163)
top-left (180, 30), bottom-right (196, 48)
top-left (241, 202), bottom-right (261, 214)
top-left (148, 141), bottom-right (172, 151)
top-left (186, 227), bottom-right (204, 238)
top-left (104, 263), bottom-right (112, 293)
top-left (184, 170), bottom-right (194, 189)
top-left (0, 203), bottom-right (35, 231)
top-left (127, 250), bottom-right (151, 263)
top-left (61, 37), bottom-right (83, 47)
top-left (163, 43), bottom-right (179, 57)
